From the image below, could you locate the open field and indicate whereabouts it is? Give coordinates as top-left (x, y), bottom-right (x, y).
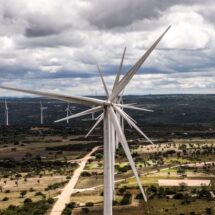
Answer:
top-left (72, 199), bottom-right (215, 215)
top-left (0, 135), bottom-right (99, 161)
top-left (0, 175), bottom-right (67, 209)
top-left (158, 179), bottom-right (211, 186)
top-left (0, 95), bottom-right (214, 215)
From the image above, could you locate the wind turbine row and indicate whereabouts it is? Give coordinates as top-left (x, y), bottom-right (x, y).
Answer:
top-left (1, 100), bottom-right (73, 126)
top-left (0, 26), bottom-right (171, 215)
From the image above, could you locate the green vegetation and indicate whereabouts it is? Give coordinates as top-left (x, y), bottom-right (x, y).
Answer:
top-left (0, 198), bottom-right (54, 215)
top-left (45, 181), bottom-right (68, 191)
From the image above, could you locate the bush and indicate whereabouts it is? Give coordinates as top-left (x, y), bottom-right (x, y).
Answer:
top-left (2, 197), bottom-right (9, 201)
top-left (118, 187), bottom-right (126, 195)
top-left (118, 165), bottom-right (131, 173)
top-left (206, 208), bottom-right (212, 214)
top-left (0, 199), bottom-right (54, 215)
top-left (62, 208), bottom-right (71, 215)
top-left (81, 171), bottom-right (91, 177)
top-left (120, 192), bottom-right (132, 205)
top-left (85, 202), bottom-right (94, 207)
top-left (66, 202), bottom-right (76, 209)
top-left (173, 193), bottom-right (184, 200)
top-left (135, 193), bottom-right (144, 199)
top-left (24, 198), bottom-right (32, 204)
top-left (113, 200), bottom-right (118, 206)
top-left (35, 192), bottom-right (45, 198)
top-left (35, 192), bottom-right (43, 196)
top-left (20, 190), bottom-right (27, 198)
top-left (95, 153), bottom-right (103, 159)
top-left (165, 187), bottom-right (176, 195)
top-left (29, 188), bottom-right (35, 192)
top-left (62, 201), bottom-right (77, 214)
top-left (45, 181), bottom-right (67, 191)
top-left (47, 198), bottom-right (54, 204)
top-left (82, 207), bottom-right (90, 213)
top-left (149, 185), bottom-right (157, 193)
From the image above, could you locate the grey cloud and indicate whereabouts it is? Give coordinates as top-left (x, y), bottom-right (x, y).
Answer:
top-left (0, 0), bottom-right (214, 96)
top-left (84, 0), bottom-right (212, 30)
top-left (25, 13), bottom-right (71, 38)
top-left (25, 24), bottom-right (61, 38)
top-left (17, 31), bottom-right (86, 48)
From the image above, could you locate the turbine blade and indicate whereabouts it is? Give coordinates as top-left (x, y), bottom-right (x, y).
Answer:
top-left (112, 47), bottom-right (126, 90)
top-left (115, 104), bottom-right (153, 112)
top-left (110, 26), bottom-right (171, 100)
top-left (123, 111), bottom-right (137, 124)
top-left (55, 106), bottom-right (103, 123)
top-left (95, 113), bottom-right (102, 120)
top-left (108, 106), bottom-right (147, 202)
top-left (0, 86), bottom-right (105, 106)
top-left (97, 65), bottom-right (109, 98)
top-left (85, 113), bottom-right (104, 138)
top-left (114, 106), bottom-right (154, 145)
top-left (124, 103), bottom-right (137, 106)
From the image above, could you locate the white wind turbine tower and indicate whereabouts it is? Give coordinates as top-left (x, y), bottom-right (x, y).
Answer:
top-left (92, 105), bottom-right (95, 120)
top-left (40, 101), bottom-right (48, 125)
top-left (0, 26), bottom-right (171, 215)
top-left (65, 103), bottom-right (72, 124)
top-left (5, 99), bottom-right (8, 126)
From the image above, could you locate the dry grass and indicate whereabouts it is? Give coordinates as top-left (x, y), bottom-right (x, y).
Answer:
top-left (1, 175), bottom-right (66, 192)
top-left (0, 175), bottom-right (67, 209)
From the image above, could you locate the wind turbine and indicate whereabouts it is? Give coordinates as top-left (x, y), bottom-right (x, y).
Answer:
top-left (0, 26), bottom-right (171, 215)
top-left (65, 103), bottom-right (72, 124)
top-left (5, 99), bottom-right (8, 126)
top-left (92, 105), bottom-right (95, 120)
top-left (40, 101), bottom-right (48, 125)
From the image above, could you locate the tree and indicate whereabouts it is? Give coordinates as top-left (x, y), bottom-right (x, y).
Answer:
top-left (95, 153), bottom-right (103, 160)
top-left (24, 198), bottom-right (32, 204)
top-left (81, 171), bottom-right (91, 177)
top-left (179, 182), bottom-right (187, 191)
top-left (120, 192), bottom-right (132, 205)
top-left (206, 208), bottom-right (212, 214)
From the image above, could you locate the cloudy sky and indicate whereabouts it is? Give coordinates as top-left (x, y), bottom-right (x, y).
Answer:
top-left (0, 0), bottom-right (214, 96)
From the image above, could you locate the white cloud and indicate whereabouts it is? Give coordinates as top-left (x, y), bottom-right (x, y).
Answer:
top-left (0, 0), bottom-right (214, 96)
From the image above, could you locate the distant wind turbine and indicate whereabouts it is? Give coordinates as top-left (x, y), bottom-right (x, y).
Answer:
top-left (40, 101), bottom-right (48, 125)
top-left (0, 25), bottom-right (171, 215)
top-left (5, 99), bottom-right (8, 126)
top-left (92, 105), bottom-right (95, 120)
top-left (65, 103), bottom-right (72, 124)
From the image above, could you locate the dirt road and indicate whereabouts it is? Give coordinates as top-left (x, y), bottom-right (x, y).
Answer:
top-left (50, 146), bottom-right (99, 215)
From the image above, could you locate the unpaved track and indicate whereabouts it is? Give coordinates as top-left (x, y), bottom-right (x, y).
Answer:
top-left (50, 146), bottom-right (99, 215)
